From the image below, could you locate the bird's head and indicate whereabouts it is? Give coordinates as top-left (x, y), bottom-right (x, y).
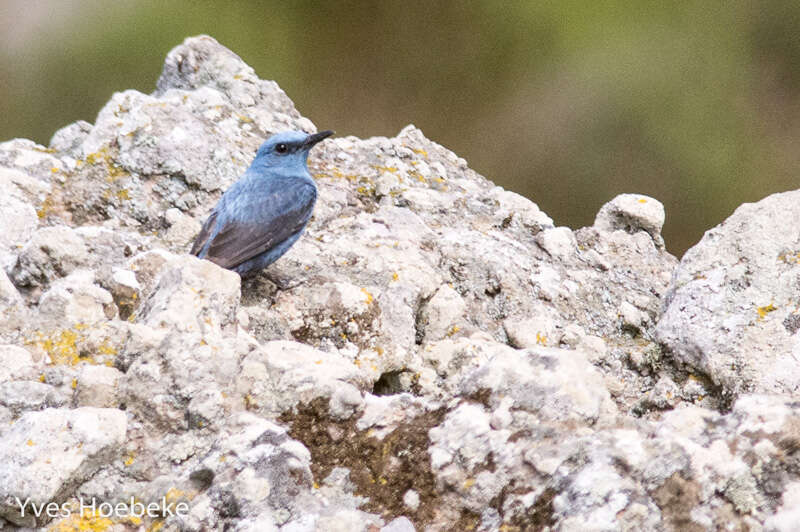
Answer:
top-left (252, 130), bottom-right (334, 172)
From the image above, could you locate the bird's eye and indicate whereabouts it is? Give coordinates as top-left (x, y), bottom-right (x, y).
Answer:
top-left (275, 143), bottom-right (288, 154)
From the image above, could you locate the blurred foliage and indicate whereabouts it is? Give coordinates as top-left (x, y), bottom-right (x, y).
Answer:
top-left (2, 0), bottom-right (800, 256)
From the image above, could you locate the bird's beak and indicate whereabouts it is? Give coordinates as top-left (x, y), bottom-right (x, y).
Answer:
top-left (304, 130), bottom-right (334, 149)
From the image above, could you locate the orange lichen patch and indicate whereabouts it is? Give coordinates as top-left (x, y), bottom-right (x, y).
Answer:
top-left (123, 451), bottom-right (136, 467)
top-left (32, 329), bottom-right (82, 365)
top-left (124, 516), bottom-right (142, 526)
top-left (408, 171), bottom-right (427, 183)
top-left (392, 272), bottom-right (399, 282)
top-left (757, 303), bottom-right (777, 320)
top-left (373, 165), bottom-right (399, 173)
top-left (361, 288), bottom-right (374, 305)
top-left (403, 145), bottom-right (429, 158)
top-left (48, 511), bottom-right (113, 532)
top-left (638, 198), bottom-right (648, 203)
top-left (26, 326), bottom-right (115, 366)
top-left (26, 439), bottom-right (34, 446)
top-left (446, 325), bottom-right (460, 337)
top-left (536, 332), bottom-right (548, 346)
top-left (315, 168), bottom-right (359, 182)
top-left (243, 394), bottom-right (255, 410)
top-left (778, 252), bottom-right (800, 265)
top-left (164, 487), bottom-right (193, 504)
top-left (85, 152), bottom-right (103, 165)
top-left (36, 195), bottom-right (57, 219)
top-left (83, 147), bottom-right (129, 182)
top-left (97, 340), bottom-right (117, 356)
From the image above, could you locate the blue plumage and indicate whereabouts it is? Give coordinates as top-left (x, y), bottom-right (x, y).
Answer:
top-left (191, 130), bottom-right (333, 276)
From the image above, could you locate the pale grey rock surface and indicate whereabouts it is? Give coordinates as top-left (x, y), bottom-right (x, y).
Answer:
top-left (0, 407), bottom-right (126, 527)
top-left (656, 190), bottom-right (800, 401)
top-left (0, 34), bottom-right (798, 531)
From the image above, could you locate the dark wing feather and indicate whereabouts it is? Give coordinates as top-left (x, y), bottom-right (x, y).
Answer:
top-left (203, 181), bottom-right (316, 270)
top-left (190, 210), bottom-right (219, 256)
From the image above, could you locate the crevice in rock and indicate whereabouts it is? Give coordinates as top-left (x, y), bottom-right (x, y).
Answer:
top-left (372, 370), bottom-right (406, 396)
top-left (413, 292), bottom-right (434, 345)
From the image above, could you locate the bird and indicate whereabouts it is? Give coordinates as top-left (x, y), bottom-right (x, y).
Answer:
top-left (190, 129), bottom-right (333, 277)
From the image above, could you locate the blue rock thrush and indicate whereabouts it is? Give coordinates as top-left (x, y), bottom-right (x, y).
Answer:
top-left (191, 130), bottom-right (333, 276)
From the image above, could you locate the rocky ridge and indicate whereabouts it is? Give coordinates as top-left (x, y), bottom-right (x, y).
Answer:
top-left (0, 35), bottom-right (798, 531)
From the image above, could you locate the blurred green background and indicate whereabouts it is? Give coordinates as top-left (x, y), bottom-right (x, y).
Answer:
top-left (2, 1), bottom-right (799, 257)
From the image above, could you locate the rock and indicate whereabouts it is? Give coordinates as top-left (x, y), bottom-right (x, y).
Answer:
top-left (136, 254), bottom-right (240, 334)
top-left (75, 365), bottom-right (123, 407)
top-left (503, 315), bottom-right (558, 349)
top-left (0, 138), bottom-right (63, 183)
top-left (120, 255), bottom-right (241, 430)
top-left (37, 270), bottom-right (116, 327)
top-left (0, 269), bottom-right (23, 308)
top-left (0, 407), bottom-right (126, 527)
top-left (126, 247), bottom-right (178, 297)
top-left (0, 345), bottom-right (41, 382)
top-left (382, 516), bottom-right (416, 532)
top-left (765, 481), bottom-right (800, 532)
top-left (656, 190), bottom-right (800, 400)
top-left (594, 193), bottom-right (666, 248)
top-left (3, 34), bottom-right (800, 532)
top-left (536, 226), bottom-right (577, 260)
top-left (0, 381), bottom-right (63, 413)
top-left (416, 284), bottom-right (465, 343)
top-left (0, 194), bottom-right (38, 273)
top-left (49, 120), bottom-right (92, 156)
top-left (163, 206), bottom-right (202, 248)
top-left (236, 340), bottom-right (368, 418)
top-left (11, 225), bottom-right (88, 289)
top-left (460, 342), bottom-right (618, 425)
top-left (403, 490), bottom-right (420, 512)
top-left (104, 267), bottom-right (141, 320)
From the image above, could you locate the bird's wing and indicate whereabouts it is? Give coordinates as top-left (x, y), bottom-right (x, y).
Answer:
top-left (203, 180), bottom-right (316, 270)
top-left (190, 210), bottom-right (219, 256)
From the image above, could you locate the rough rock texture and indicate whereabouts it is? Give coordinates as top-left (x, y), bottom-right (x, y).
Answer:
top-left (656, 191), bottom-right (800, 402)
top-left (0, 407), bottom-right (127, 527)
top-left (0, 34), bottom-right (798, 531)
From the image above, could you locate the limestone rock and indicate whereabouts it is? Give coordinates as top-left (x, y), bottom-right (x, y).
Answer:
top-left (0, 407), bottom-right (126, 527)
top-left (37, 270), bottom-right (116, 327)
top-left (656, 190), bottom-right (800, 400)
top-left (594, 193), bottom-right (666, 247)
top-left (3, 34), bottom-right (800, 532)
top-left (11, 225), bottom-right (88, 289)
